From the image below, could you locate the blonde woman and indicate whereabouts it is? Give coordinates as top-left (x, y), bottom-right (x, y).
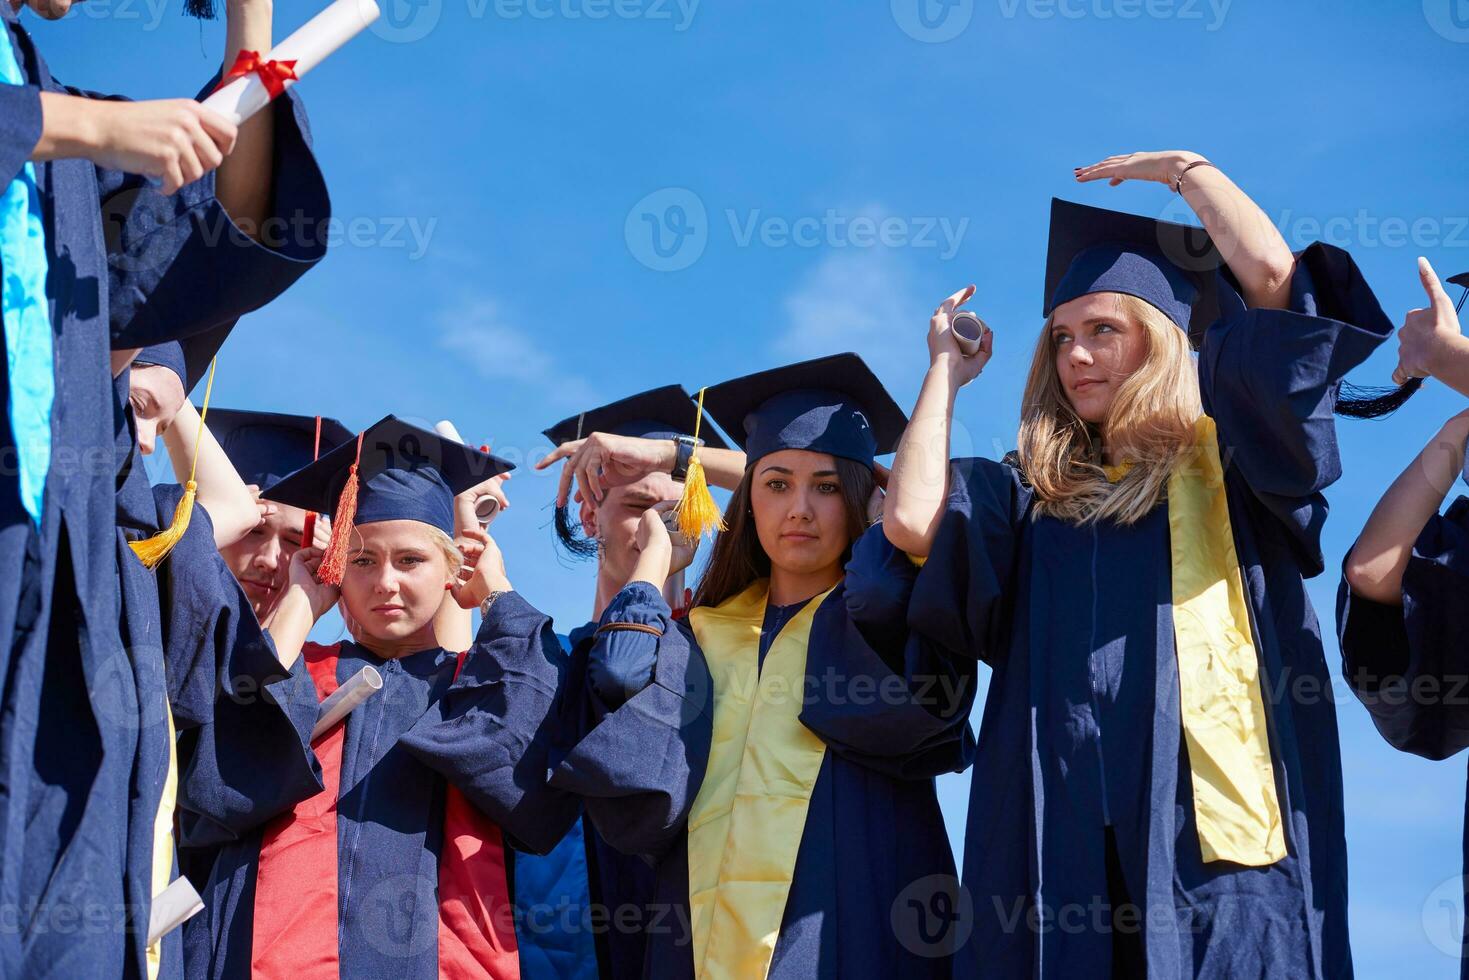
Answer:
top-left (881, 152), bottom-right (1395, 978)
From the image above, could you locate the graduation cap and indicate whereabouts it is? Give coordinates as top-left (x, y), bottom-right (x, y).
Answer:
top-left (264, 415), bottom-right (515, 584)
top-left (541, 385), bottom-right (729, 448)
top-left (700, 352), bottom-right (908, 468)
top-left (1044, 198), bottom-right (1223, 347)
top-left (133, 322), bottom-right (233, 395)
top-left (207, 409), bottom-right (353, 492)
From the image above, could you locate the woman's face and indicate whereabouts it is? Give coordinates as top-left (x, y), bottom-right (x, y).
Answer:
top-left (1050, 292), bottom-right (1149, 424)
top-left (339, 520), bottom-right (452, 644)
top-left (583, 472), bottom-right (681, 585)
top-left (220, 501), bottom-right (312, 618)
top-left (749, 449), bottom-right (850, 580)
top-left (128, 365), bottom-right (186, 456)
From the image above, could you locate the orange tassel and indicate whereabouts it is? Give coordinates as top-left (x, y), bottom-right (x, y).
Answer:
top-left (674, 388), bottom-right (726, 540)
top-left (317, 432), bottom-right (363, 586)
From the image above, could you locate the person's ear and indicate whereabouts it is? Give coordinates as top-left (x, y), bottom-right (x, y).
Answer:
top-left (579, 498), bottom-right (597, 538)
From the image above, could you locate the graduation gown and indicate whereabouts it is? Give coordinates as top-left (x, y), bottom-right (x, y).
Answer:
top-left (181, 592), bottom-right (582, 979)
top-left (549, 543), bottom-right (977, 980)
top-left (0, 9), bottom-right (329, 975)
top-left (899, 243), bottom-right (1390, 979)
top-left (1337, 497), bottom-right (1469, 978)
top-left (114, 384), bottom-right (321, 980)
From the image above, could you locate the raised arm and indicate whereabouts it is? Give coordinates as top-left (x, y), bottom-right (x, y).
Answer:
top-left (1345, 409), bottom-right (1469, 604)
top-left (432, 473), bottom-right (512, 653)
top-left (213, 0), bottom-right (276, 240)
top-left (1393, 258), bottom-right (1469, 394)
top-left (162, 399), bottom-right (263, 547)
top-left (537, 433), bottom-right (747, 507)
top-left (884, 285), bottom-right (990, 557)
top-left (1076, 151), bottom-right (1296, 310)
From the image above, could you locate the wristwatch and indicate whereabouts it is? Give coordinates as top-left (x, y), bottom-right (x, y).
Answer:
top-left (479, 591), bottom-right (507, 618)
top-left (671, 435), bottom-right (701, 483)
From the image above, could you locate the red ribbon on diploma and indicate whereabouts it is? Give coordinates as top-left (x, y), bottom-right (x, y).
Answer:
top-left (216, 49), bottom-right (299, 99)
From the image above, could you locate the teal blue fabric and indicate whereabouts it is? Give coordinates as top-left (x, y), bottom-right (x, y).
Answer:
top-left (0, 24), bottom-right (52, 528)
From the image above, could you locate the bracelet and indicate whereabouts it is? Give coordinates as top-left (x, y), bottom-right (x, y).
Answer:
top-left (595, 621), bottom-right (665, 638)
top-left (1174, 159), bottom-right (1215, 194)
top-left (479, 591), bottom-right (507, 618)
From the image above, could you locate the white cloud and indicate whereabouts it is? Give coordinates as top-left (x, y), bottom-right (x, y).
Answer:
top-left (437, 297), bottom-right (596, 407)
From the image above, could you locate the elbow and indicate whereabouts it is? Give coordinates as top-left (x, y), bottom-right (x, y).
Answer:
top-left (883, 507), bottom-right (930, 559)
top-left (1343, 547), bottom-right (1403, 607)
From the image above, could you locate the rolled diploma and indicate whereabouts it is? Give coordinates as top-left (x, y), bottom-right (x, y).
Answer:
top-left (435, 420), bottom-right (500, 526)
top-left (311, 665), bottom-right (383, 741)
top-left (201, 0), bottom-right (381, 125)
top-left (949, 311), bottom-right (988, 358)
top-left (147, 877), bottom-right (205, 946)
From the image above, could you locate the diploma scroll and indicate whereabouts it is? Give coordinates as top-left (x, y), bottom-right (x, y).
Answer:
top-left (950, 311), bottom-right (989, 358)
top-left (201, 0), bottom-right (381, 125)
top-left (147, 877), bottom-right (205, 946)
top-left (434, 420), bottom-right (501, 527)
top-left (311, 665), bottom-right (383, 741)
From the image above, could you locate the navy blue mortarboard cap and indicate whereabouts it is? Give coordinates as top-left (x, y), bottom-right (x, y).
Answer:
top-left (207, 409), bottom-right (353, 492)
top-left (1044, 199), bottom-right (1223, 343)
top-left (263, 415), bottom-right (515, 534)
top-left (133, 321), bottom-right (234, 395)
top-left (542, 385), bottom-right (729, 448)
top-left (700, 353), bottom-right (906, 469)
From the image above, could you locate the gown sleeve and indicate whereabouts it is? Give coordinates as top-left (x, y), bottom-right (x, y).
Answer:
top-left (161, 492), bottom-right (324, 848)
top-left (1337, 496), bottom-right (1469, 761)
top-left (548, 582), bottom-right (713, 861)
top-left (0, 82), bottom-right (41, 184)
top-left (398, 591), bottom-right (585, 856)
top-left (898, 456), bottom-right (1031, 667)
top-left (1199, 243), bottom-right (1394, 574)
top-left (103, 84), bottom-right (331, 349)
top-left (796, 527), bottom-right (977, 780)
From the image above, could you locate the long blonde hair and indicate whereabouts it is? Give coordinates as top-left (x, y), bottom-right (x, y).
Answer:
top-left (1017, 293), bottom-right (1201, 526)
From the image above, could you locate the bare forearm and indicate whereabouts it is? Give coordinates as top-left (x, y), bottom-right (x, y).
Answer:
top-left (164, 401), bottom-right (259, 546)
top-left (1346, 415), bottom-right (1469, 603)
top-left (215, 0), bottom-right (275, 241)
top-left (263, 588), bottom-right (313, 668)
top-left (434, 595), bottom-right (473, 653)
top-left (1180, 160), bottom-right (1295, 310)
top-left (1428, 335), bottom-right (1469, 400)
top-left (697, 447), bottom-right (747, 491)
top-left (33, 92), bottom-right (102, 161)
top-left (886, 362), bottom-right (958, 557)
top-left (629, 545), bottom-right (672, 592)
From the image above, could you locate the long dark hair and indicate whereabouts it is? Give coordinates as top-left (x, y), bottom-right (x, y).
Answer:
top-left (692, 455), bottom-right (875, 610)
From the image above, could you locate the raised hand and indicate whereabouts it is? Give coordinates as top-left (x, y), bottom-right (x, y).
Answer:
top-left (451, 529), bottom-right (513, 610)
top-left (1394, 257), bottom-right (1467, 385)
top-left (1074, 150), bottom-right (1205, 189)
top-left (929, 285), bottom-right (990, 386)
top-left (649, 501), bottom-right (699, 577)
top-left (536, 433), bottom-right (676, 507)
top-left (289, 546), bottom-right (339, 622)
top-left (628, 507), bottom-right (675, 587)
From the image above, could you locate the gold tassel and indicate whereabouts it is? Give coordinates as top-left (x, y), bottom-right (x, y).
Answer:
top-left (129, 358), bottom-right (218, 569)
top-left (674, 387), bottom-right (726, 540)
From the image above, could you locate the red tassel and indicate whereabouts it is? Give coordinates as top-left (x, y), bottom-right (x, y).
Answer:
top-left (318, 433), bottom-right (363, 586)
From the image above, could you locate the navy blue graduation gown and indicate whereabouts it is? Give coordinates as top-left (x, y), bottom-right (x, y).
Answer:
top-left (114, 380), bottom-right (321, 980)
top-left (181, 592), bottom-right (581, 979)
top-left (1337, 497), bottom-right (1469, 978)
top-left (0, 10), bottom-right (329, 974)
top-left (549, 544), bottom-right (977, 980)
top-left (900, 243), bottom-right (1390, 979)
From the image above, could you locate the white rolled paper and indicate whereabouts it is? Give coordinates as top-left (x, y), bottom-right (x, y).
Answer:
top-left (949, 311), bottom-right (989, 358)
top-left (311, 665), bottom-right (383, 741)
top-left (435, 420), bottom-right (501, 527)
top-left (201, 0), bottom-right (381, 126)
top-left (147, 877), bottom-right (205, 947)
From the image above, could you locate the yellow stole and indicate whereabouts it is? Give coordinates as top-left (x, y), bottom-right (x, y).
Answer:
top-left (686, 581), bottom-right (834, 980)
top-left (1107, 416), bottom-right (1285, 866)
top-left (145, 699), bottom-right (179, 979)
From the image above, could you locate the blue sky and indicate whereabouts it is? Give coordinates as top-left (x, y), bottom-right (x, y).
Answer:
top-left (35, 0), bottom-right (1469, 972)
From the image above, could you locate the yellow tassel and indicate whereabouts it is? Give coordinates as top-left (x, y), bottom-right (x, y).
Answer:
top-left (127, 357), bottom-right (217, 569)
top-left (129, 480), bottom-right (197, 569)
top-left (674, 387), bottom-right (726, 540)
top-left (675, 455), bottom-right (725, 540)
